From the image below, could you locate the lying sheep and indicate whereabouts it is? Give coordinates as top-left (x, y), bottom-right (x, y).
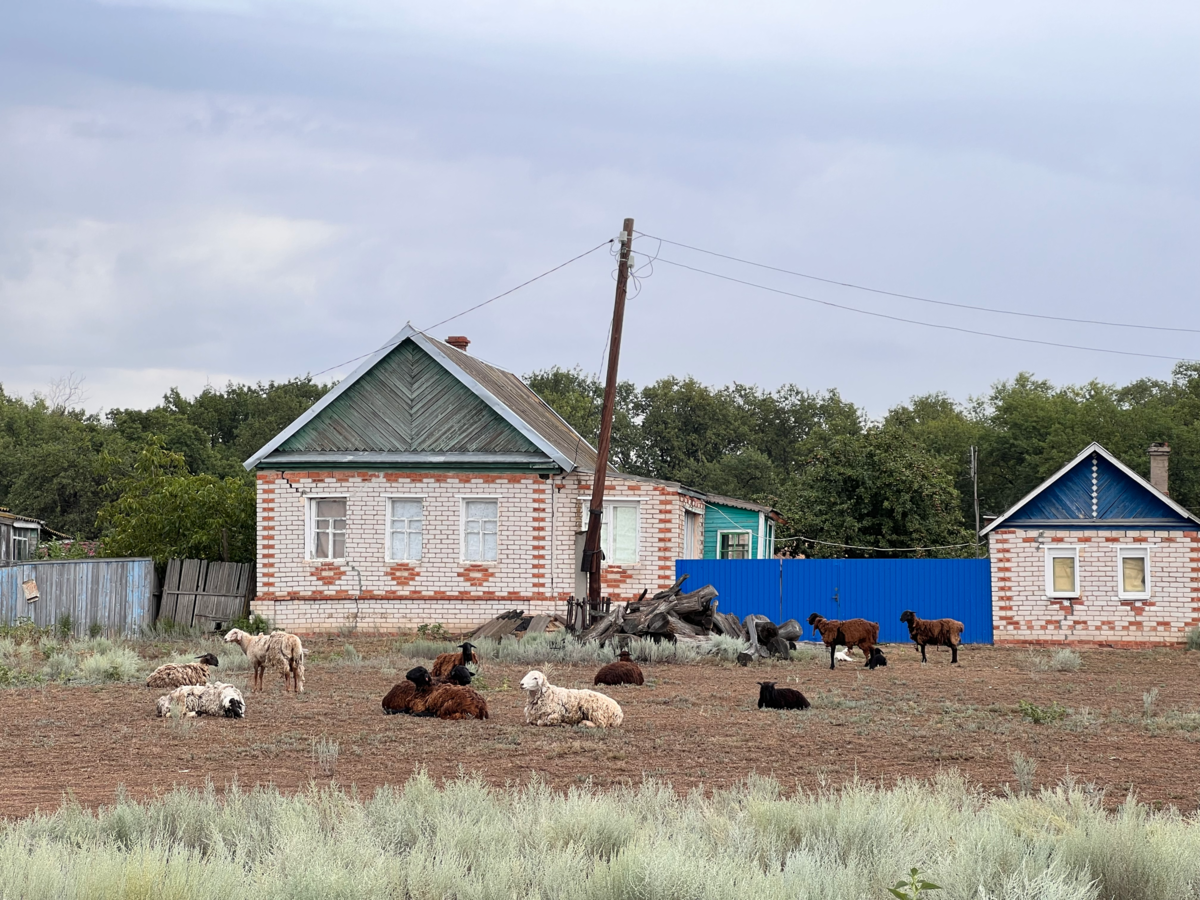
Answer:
top-left (382, 665), bottom-right (474, 715)
top-left (900, 610), bottom-right (964, 664)
top-left (757, 682), bottom-right (810, 710)
top-left (593, 650), bottom-right (644, 686)
top-left (145, 652), bottom-right (220, 689)
top-left (521, 670), bottom-right (623, 728)
top-left (866, 647), bottom-right (888, 669)
top-left (807, 613), bottom-right (879, 671)
top-left (224, 628), bottom-right (305, 692)
top-left (155, 682), bottom-right (245, 718)
top-left (422, 682), bottom-right (490, 720)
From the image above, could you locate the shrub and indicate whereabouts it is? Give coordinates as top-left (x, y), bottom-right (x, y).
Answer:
top-left (416, 622), bottom-right (452, 641)
top-left (88, 622), bottom-right (103, 639)
top-left (706, 634), bottom-right (747, 662)
top-left (78, 647), bottom-right (143, 683)
top-left (42, 651), bottom-right (79, 682)
top-left (56, 613), bottom-right (74, 641)
top-left (1018, 699), bottom-right (1068, 725)
top-left (1030, 649), bottom-right (1081, 672)
top-left (1186, 627), bottom-right (1200, 652)
top-left (1010, 751), bottom-right (1038, 796)
top-left (227, 613), bottom-right (271, 635)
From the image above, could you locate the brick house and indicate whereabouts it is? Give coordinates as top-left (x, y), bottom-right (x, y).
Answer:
top-left (982, 442), bottom-right (1200, 645)
top-left (243, 325), bottom-right (718, 633)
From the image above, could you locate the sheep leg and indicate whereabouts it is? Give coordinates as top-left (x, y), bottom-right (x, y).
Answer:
top-left (920, 644), bottom-right (928, 663)
top-left (950, 643), bottom-right (959, 664)
top-left (828, 644), bottom-right (836, 670)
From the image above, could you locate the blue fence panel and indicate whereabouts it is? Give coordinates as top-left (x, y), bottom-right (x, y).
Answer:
top-left (679, 557), bottom-right (993, 644)
top-left (673, 559), bottom-right (782, 623)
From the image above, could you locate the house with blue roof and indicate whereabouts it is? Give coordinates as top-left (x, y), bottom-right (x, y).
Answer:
top-left (982, 442), bottom-right (1200, 645)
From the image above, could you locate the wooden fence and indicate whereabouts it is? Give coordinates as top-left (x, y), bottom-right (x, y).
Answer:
top-left (0, 558), bottom-right (156, 637)
top-left (157, 559), bottom-right (254, 630)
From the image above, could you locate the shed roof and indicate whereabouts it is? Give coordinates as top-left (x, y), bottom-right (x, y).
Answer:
top-left (980, 442), bottom-right (1200, 534)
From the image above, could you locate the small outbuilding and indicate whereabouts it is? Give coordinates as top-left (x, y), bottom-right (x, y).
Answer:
top-left (982, 442), bottom-right (1200, 645)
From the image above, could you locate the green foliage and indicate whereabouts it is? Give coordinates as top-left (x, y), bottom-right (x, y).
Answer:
top-left (88, 622), bottom-right (103, 639)
top-left (56, 613), bottom-right (73, 641)
top-left (97, 438), bottom-right (255, 566)
top-left (228, 613), bottom-right (271, 635)
top-left (888, 868), bottom-right (942, 899)
top-left (1018, 699), bottom-right (1068, 724)
top-left (1186, 627), bottom-right (1200, 651)
top-left (416, 622), bottom-right (452, 641)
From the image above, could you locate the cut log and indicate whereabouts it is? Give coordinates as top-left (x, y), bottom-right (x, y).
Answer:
top-left (579, 605), bottom-right (624, 643)
top-left (665, 613), bottom-right (699, 637)
top-left (649, 574), bottom-right (689, 602)
top-left (777, 619), bottom-right (801, 642)
top-left (670, 585), bottom-right (718, 617)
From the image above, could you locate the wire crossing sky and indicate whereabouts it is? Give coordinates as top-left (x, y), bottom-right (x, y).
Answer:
top-left (1, 1), bottom-right (1197, 413)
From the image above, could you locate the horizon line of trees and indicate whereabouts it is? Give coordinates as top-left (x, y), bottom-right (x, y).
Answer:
top-left (1, 361), bottom-right (1198, 563)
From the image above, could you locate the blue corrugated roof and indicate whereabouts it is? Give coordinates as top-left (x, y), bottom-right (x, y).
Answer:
top-left (982, 442), bottom-right (1200, 532)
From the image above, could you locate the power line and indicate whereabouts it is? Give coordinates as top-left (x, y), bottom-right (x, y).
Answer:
top-left (637, 231), bottom-right (1200, 335)
top-left (300, 238), bottom-right (612, 381)
top-left (778, 534), bottom-right (974, 552)
top-left (653, 256), bottom-right (1195, 362)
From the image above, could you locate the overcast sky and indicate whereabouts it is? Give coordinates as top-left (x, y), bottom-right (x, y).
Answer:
top-left (2, 1), bottom-right (1197, 417)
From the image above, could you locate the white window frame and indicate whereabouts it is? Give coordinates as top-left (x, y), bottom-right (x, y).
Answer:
top-left (1116, 545), bottom-right (1151, 600)
top-left (718, 529), bottom-right (753, 560)
top-left (580, 501), bottom-right (641, 565)
top-left (384, 495), bottom-right (425, 562)
top-left (12, 524), bottom-right (38, 561)
top-left (306, 495), bottom-right (348, 561)
top-left (1045, 546), bottom-right (1080, 598)
top-left (460, 496), bottom-right (500, 563)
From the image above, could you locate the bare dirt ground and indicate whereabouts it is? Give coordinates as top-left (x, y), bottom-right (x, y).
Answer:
top-left (2, 641), bottom-right (1199, 819)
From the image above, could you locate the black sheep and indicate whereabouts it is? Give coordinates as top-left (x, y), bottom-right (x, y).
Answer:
top-left (866, 647), bottom-right (888, 669)
top-left (757, 682), bottom-right (811, 710)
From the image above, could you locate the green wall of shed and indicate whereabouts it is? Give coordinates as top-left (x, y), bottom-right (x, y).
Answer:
top-left (703, 503), bottom-right (765, 559)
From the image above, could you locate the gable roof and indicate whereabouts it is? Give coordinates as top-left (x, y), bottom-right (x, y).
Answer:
top-left (244, 325), bottom-right (602, 472)
top-left (981, 442), bottom-right (1200, 534)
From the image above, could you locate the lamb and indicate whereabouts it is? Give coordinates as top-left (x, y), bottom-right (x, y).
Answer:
top-left (899, 610), bottom-right (964, 664)
top-left (866, 647), bottom-right (888, 669)
top-left (431, 642), bottom-right (479, 679)
top-left (593, 650), bottom-right (644, 686)
top-left (757, 682), bottom-right (811, 710)
top-left (807, 612), bottom-right (879, 671)
top-left (520, 670), bottom-right (623, 728)
top-left (145, 652), bottom-right (220, 689)
top-left (155, 682), bottom-right (245, 718)
top-left (223, 628), bottom-right (306, 692)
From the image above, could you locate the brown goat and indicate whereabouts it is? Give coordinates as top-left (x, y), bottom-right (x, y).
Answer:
top-left (900, 610), bottom-right (964, 664)
top-left (421, 683), bottom-right (490, 720)
top-left (807, 613), bottom-right (879, 671)
top-left (431, 642), bottom-right (479, 678)
top-left (593, 650), bottom-right (644, 686)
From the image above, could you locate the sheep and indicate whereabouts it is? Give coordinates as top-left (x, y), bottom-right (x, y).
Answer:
top-left (757, 682), bottom-right (811, 710)
top-left (899, 610), bottom-right (964, 664)
top-left (421, 683), bottom-right (490, 720)
top-left (866, 647), bottom-right (888, 669)
top-left (155, 682), bottom-right (245, 719)
top-left (431, 642), bottom-right (479, 679)
top-left (593, 650), bottom-right (644, 686)
top-left (520, 670), bottom-right (623, 728)
top-left (145, 652), bottom-right (220, 689)
top-left (834, 648), bottom-right (857, 664)
top-left (381, 665), bottom-right (438, 715)
top-left (807, 613), bottom-right (879, 671)
top-left (224, 628), bottom-right (306, 692)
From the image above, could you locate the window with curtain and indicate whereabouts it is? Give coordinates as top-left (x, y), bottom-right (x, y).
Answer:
top-left (1046, 548), bottom-right (1078, 596)
top-left (1118, 547), bottom-right (1149, 598)
top-left (463, 499), bottom-right (498, 561)
top-left (310, 498), bottom-right (347, 559)
top-left (388, 498), bottom-right (423, 561)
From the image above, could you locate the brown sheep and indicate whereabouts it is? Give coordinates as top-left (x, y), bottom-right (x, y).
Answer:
top-left (382, 666), bottom-right (437, 715)
top-left (593, 650), bottom-right (644, 686)
top-left (431, 642), bottom-right (479, 679)
top-left (145, 653), bottom-right (220, 689)
top-left (421, 683), bottom-right (490, 720)
top-left (807, 613), bottom-right (879, 671)
top-left (900, 610), bottom-right (964, 664)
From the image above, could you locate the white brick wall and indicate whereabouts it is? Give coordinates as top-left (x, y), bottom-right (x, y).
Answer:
top-left (253, 469), bottom-right (688, 632)
top-left (990, 528), bottom-right (1200, 645)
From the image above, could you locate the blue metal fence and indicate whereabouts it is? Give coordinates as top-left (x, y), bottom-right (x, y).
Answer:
top-left (676, 558), bottom-right (993, 644)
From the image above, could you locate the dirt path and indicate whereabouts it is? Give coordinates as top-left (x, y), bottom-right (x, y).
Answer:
top-left (2, 644), bottom-right (1198, 818)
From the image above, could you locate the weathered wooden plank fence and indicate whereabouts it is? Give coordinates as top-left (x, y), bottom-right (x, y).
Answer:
top-left (0, 558), bottom-right (157, 637)
top-left (157, 559), bottom-right (254, 630)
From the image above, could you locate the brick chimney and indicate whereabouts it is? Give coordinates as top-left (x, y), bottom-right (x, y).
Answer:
top-left (445, 335), bottom-right (470, 353)
top-left (1148, 442), bottom-right (1170, 496)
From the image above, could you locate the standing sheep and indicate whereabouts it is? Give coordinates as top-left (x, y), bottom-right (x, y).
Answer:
top-left (899, 610), bottom-right (964, 664)
top-left (145, 653), bottom-right (220, 689)
top-left (807, 613), bottom-right (879, 671)
top-left (520, 670), bottom-right (623, 728)
top-left (593, 650), bottom-right (644, 686)
top-left (224, 628), bottom-right (306, 692)
top-left (431, 642), bottom-right (479, 679)
top-left (155, 682), bottom-right (245, 718)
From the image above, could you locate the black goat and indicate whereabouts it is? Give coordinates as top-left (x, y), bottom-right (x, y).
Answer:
top-left (757, 682), bottom-right (811, 710)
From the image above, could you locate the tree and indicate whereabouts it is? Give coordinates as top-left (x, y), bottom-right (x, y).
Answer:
top-left (97, 439), bottom-right (255, 566)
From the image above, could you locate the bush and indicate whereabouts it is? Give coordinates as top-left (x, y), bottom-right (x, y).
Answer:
top-left (78, 647), bottom-right (143, 683)
top-left (1018, 699), bottom-right (1068, 725)
top-left (1029, 648), bottom-right (1081, 672)
top-left (227, 613), bottom-right (271, 635)
top-left (1186, 627), bottom-right (1200, 652)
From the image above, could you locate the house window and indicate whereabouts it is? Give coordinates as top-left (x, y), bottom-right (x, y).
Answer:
top-left (1117, 547), bottom-right (1150, 599)
top-left (601, 502), bottom-right (639, 565)
top-left (684, 511), bottom-right (700, 559)
top-left (309, 498), bottom-right (347, 560)
top-left (719, 530), bottom-right (751, 560)
top-left (388, 498), bottom-right (423, 561)
top-left (1045, 546), bottom-right (1079, 597)
top-left (463, 499), bottom-right (498, 561)
top-left (12, 525), bottom-right (38, 561)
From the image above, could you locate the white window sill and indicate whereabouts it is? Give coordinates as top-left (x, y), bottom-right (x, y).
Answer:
top-left (306, 558), bottom-right (348, 564)
top-left (1047, 592), bottom-right (1080, 599)
top-left (1118, 594), bottom-right (1151, 602)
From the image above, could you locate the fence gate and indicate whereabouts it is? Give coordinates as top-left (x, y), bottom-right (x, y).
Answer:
top-left (158, 559), bottom-right (254, 629)
top-left (676, 558), bottom-right (992, 644)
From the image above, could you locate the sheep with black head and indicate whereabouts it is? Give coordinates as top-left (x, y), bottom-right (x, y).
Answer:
top-left (807, 612), bottom-right (879, 671)
top-left (431, 642), bottom-right (479, 678)
top-left (593, 650), bottom-right (644, 686)
top-left (899, 610), bottom-right (964, 664)
top-left (757, 682), bottom-right (810, 710)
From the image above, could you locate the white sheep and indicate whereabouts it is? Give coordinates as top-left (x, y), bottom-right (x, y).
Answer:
top-left (155, 682), bottom-right (245, 718)
top-left (145, 652), bottom-right (220, 689)
top-left (224, 628), bottom-right (305, 692)
top-left (520, 670), bottom-right (624, 728)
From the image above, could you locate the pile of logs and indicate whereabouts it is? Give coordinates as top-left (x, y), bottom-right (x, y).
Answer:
top-left (577, 575), bottom-right (719, 644)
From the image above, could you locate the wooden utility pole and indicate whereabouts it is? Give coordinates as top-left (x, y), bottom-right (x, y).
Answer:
top-left (970, 445), bottom-right (981, 556)
top-left (583, 217), bottom-right (634, 606)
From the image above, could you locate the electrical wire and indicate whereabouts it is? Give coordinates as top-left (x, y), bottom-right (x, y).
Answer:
top-left (777, 534), bottom-right (975, 552)
top-left (653, 256), bottom-right (1195, 362)
top-left (637, 231), bottom-right (1200, 335)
